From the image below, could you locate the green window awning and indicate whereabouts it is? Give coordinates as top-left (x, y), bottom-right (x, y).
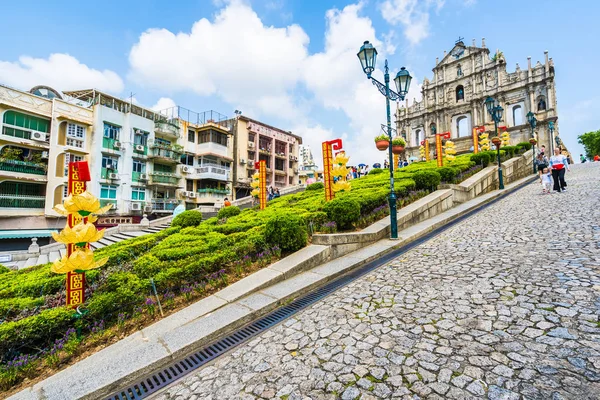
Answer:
top-left (0, 229), bottom-right (58, 239)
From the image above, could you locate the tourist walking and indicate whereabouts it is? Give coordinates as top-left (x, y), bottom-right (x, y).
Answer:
top-left (580, 154), bottom-right (587, 164)
top-left (540, 168), bottom-right (552, 194)
top-left (535, 153), bottom-right (548, 178)
top-left (548, 148), bottom-right (570, 192)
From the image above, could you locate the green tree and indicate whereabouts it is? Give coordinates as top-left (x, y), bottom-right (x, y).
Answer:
top-left (578, 130), bottom-right (600, 159)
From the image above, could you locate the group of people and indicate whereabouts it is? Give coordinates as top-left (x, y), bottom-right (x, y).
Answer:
top-left (580, 153), bottom-right (600, 163)
top-left (267, 187), bottom-right (280, 201)
top-left (342, 165), bottom-right (370, 181)
top-left (383, 159), bottom-right (410, 169)
top-left (536, 146), bottom-right (571, 194)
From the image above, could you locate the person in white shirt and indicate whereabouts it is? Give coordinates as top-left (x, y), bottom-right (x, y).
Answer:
top-left (548, 148), bottom-right (570, 192)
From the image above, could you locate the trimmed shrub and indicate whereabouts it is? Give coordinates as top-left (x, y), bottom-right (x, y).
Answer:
top-left (501, 146), bottom-right (519, 158)
top-left (516, 142), bottom-right (532, 151)
top-left (369, 168), bottom-right (383, 175)
top-left (437, 167), bottom-right (459, 183)
top-left (0, 264), bottom-right (9, 274)
top-left (306, 182), bottom-right (324, 191)
top-left (265, 212), bottom-right (308, 252)
top-left (217, 206), bottom-right (241, 219)
top-left (171, 210), bottom-right (203, 228)
top-left (412, 170), bottom-right (441, 191)
top-left (323, 197), bottom-right (361, 230)
top-left (470, 152), bottom-right (491, 167)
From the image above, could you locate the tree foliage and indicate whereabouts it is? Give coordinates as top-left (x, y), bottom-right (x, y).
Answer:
top-left (578, 130), bottom-right (600, 159)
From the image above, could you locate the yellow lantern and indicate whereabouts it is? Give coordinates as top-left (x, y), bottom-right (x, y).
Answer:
top-left (332, 151), bottom-right (352, 193)
top-left (479, 132), bottom-right (490, 151)
top-left (444, 140), bottom-right (457, 162)
top-left (51, 247), bottom-right (108, 274)
top-left (51, 222), bottom-right (105, 246)
top-left (53, 191), bottom-right (112, 218)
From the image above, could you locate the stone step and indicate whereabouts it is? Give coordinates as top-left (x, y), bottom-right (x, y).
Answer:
top-left (90, 242), bottom-right (105, 250)
top-left (48, 251), bottom-right (61, 263)
top-left (24, 257), bottom-right (38, 269)
top-left (111, 233), bottom-right (132, 241)
top-left (121, 231), bottom-right (149, 238)
top-left (97, 238), bottom-right (118, 246)
top-left (16, 260), bottom-right (27, 270)
top-left (37, 254), bottom-right (49, 265)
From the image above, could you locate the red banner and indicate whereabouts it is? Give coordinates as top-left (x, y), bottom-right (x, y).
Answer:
top-left (66, 161), bottom-right (90, 308)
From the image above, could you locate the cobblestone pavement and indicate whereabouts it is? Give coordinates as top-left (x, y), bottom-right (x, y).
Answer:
top-left (156, 164), bottom-right (600, 400)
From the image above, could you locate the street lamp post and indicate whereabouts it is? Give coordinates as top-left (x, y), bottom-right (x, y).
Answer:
top-left (548, 121), bottom-right (555, 154)
top-left (357, 41), bottom-right (412, 239)
top-left (485, 97), bottom-right (504, 190)
top-left (526, 111), bottom-right (537, 175)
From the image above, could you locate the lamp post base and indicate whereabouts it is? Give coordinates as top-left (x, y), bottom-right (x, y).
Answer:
top-left (389, 192), bottom-right (398, 239)
top-left (498, 167), bottom-right (505, 190)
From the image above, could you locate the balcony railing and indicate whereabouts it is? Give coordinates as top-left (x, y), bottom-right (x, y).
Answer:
top-left (149, 172), bottom-right (180, 186)
top-left (154, 121), bottom-right (180, 138)
top-left (196, 164), bottom-right (230, 181)
top-left (102, 137), bottom-right (122, 150)
top-left (197, 188), bottom-right (229, 195)
top-left (0, 160), bottom-right (47, 175)
top-left (152, 200), bottom-right (178, 212)
top-left (0, 194), bottom-right (45, 208)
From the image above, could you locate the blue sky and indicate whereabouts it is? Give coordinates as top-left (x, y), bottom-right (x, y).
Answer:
top-left (1, 0), bottom-right (598, 163)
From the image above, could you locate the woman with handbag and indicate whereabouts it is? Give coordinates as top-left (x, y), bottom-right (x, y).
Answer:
top-left (548, 148), bottom-right (570, 192)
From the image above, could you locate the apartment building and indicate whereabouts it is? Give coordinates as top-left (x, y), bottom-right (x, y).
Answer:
top-left (0, 85), bottom-right (94, 247)
top-left (231, 116), bottom-right (301, 199)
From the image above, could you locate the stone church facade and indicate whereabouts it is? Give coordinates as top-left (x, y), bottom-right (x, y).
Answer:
top-left (396, 38), bottom-right (560, 159)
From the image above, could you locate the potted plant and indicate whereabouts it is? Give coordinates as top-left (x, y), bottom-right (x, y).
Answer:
top-left (374, 134), bottom-right (390, 151)
top-left (391, 137), bottom-right (406, 154)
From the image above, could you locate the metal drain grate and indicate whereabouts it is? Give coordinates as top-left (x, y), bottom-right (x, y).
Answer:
top-left (106, 180), bottom-right (532, 400)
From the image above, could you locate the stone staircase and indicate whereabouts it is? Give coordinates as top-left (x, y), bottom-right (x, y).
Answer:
top-left (3, 221), bottom-right (172, 270)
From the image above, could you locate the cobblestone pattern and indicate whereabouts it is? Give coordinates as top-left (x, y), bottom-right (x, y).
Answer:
top-left (155, 164), bottom-right (600, 400)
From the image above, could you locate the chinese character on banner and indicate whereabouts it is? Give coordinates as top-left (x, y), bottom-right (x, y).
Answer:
top-left (51, 161), bottom-right (110, 308)
top-left (321, 139), bottom-right (343, 201)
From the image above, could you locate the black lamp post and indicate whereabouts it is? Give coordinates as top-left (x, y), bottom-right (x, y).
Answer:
top-left (526, 111), bottom-right (537, 174)
top-left (485, 96), bottom-right (504, 189)
top-left (358, 41), bottom-right (411, 239)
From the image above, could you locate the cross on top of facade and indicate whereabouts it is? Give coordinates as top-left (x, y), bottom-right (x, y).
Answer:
top-left (455, 37), bottom-right (464, 44)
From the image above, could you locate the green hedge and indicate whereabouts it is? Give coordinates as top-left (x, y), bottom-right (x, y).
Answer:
top-left (306, 182), bottom-right (324, 190)
top-left (412, 170), bottom-right (441, 191)
top-left (437, 167), bottom-right (459, 183)
top-left (265, 212), bottom-right (307, 252)
top-left (217, 206), bottom-right (241, 219)
top-left (171, 210), bottom-right (203, 228)
top-left (369, 168), bottom-right (383, 175)
top-left (323, 197), bottom-right (361, 230)
top-left (516, 142), bottom-right (532, 151)
top-left (470, 153), bottom-right (491, 167)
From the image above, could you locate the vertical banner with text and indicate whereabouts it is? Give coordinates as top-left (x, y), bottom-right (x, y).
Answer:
top-left (66, 161), bottom-right (91, 308)
top-left (425, 140), bottom-right (430, 162)
top-left (254, 161), bottom-right (267, 209)
top-left (435, 132), bottom-right (451, 168)
top-left (473, 126), bottom-right (485, 154)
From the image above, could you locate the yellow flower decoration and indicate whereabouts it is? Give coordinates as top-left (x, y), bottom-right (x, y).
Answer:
top-left (331, 166), bottom-right (350, 178)
top-left (333, 181), bottom-right (351, 193)
top-left (252, 172), bottom-right (260, 180)
top-left (333, 152), bottom-right (349, 166)
top-left (251, 188), bottom-right (260, 197)
top-left (51, 222), bottom-right (105, 246)
top-left (51, 247), bottom-right (108, 274)
top-left (54, 191), bottom-right (112, 217)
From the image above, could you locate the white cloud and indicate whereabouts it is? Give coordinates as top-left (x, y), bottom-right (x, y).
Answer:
top-left (0, 53), bottom-right (123, 93)
top-left (128, 1), bottom-right (308, 120)
top-left (151, 97), bottom-right (177, 112)
top-left (379, 0), bottom-right (444, 45)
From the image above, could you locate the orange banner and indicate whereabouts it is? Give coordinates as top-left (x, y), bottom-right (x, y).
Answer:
top-left (254, 161), bottom-right (267, 209)
top-left (435, 135), bottom-right (443, 167)
top-left (66, 161), bottom-right (90, 308)
top-left (425, 140), bottom-right (430, 161)
top-left (322, 142), bottom-right (334, 201)
top-left (473, 126), bottom-right (485, 154)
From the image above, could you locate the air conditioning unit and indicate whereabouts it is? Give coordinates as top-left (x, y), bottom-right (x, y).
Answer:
top-left (135, 144), bottom-right (145, 151)
top-left (108, 173), bottom-right (119, 180)
top-left (188, 192), bottom-right (197, 198)
top-left (294, 156), bottom-right (298, 161)
top-left (106, 203), bottom-right (117, 210)
top-left (41, 151), bottom-right (49, 159)
top-left (113, 141), bottom-right (122, 149)
top-left (106, 163), bottom-right (115, 170)
top-left (31, 131), bottom-right (46, 142)
top-left (130, 202), bottom-right (142, 211)
top-left (248, 142), bottom-right (255, 148)
top-left (144, 205), bottom-right (153, 212)
top-left (139, 173), bottom-right (149, 180)
top-left (240, 159), bottom-right (246, 165)
top-left (182, 166), bottom-right (193, 173)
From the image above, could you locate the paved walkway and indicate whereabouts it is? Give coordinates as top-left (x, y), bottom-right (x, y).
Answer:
top-left (155, 164), bottom-right (600, 400)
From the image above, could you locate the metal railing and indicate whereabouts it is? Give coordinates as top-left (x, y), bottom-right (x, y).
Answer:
top-left (151, 200), bottom-right (178, 211)
top-left (0, 160), bottom-right (47, 175)
top-left (149, 173), bottom-right (180, 185)
top-left (0, 195), bottom-right (45, 208)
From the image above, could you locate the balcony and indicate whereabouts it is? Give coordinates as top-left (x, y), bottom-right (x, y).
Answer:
top-left (132, 171), bottom-right (147, 183)
top-left (148, 144), bottom-right (182, 164)
top-left (102, 137), bottom-right (123, 151)
top-left (133, 144), bottom-right (148, 156)
top-left (148, 172), bottom-right (180, 187)
top-left (194, 163), bottom-right (230, 181)
top-left (0, 194), bottom-right (45, 208)
top-left (197, 188), bottom-right (229, 195)
top-left (151, 200), bottom-right (178, 213)
top-left (0, 160), bottom-right (47, 176)
top-left (195, 141), bottom-right (229, 158)
top-left (154, 121), bottom-right (180, 138)
top-left (274, 169), bottom-right (286, 176)
top-left (101, 168), bottom-right (120, 180)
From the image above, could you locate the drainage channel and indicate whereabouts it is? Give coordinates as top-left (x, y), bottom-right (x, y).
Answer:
top-left (106, 180), bottom-right (532, 400)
